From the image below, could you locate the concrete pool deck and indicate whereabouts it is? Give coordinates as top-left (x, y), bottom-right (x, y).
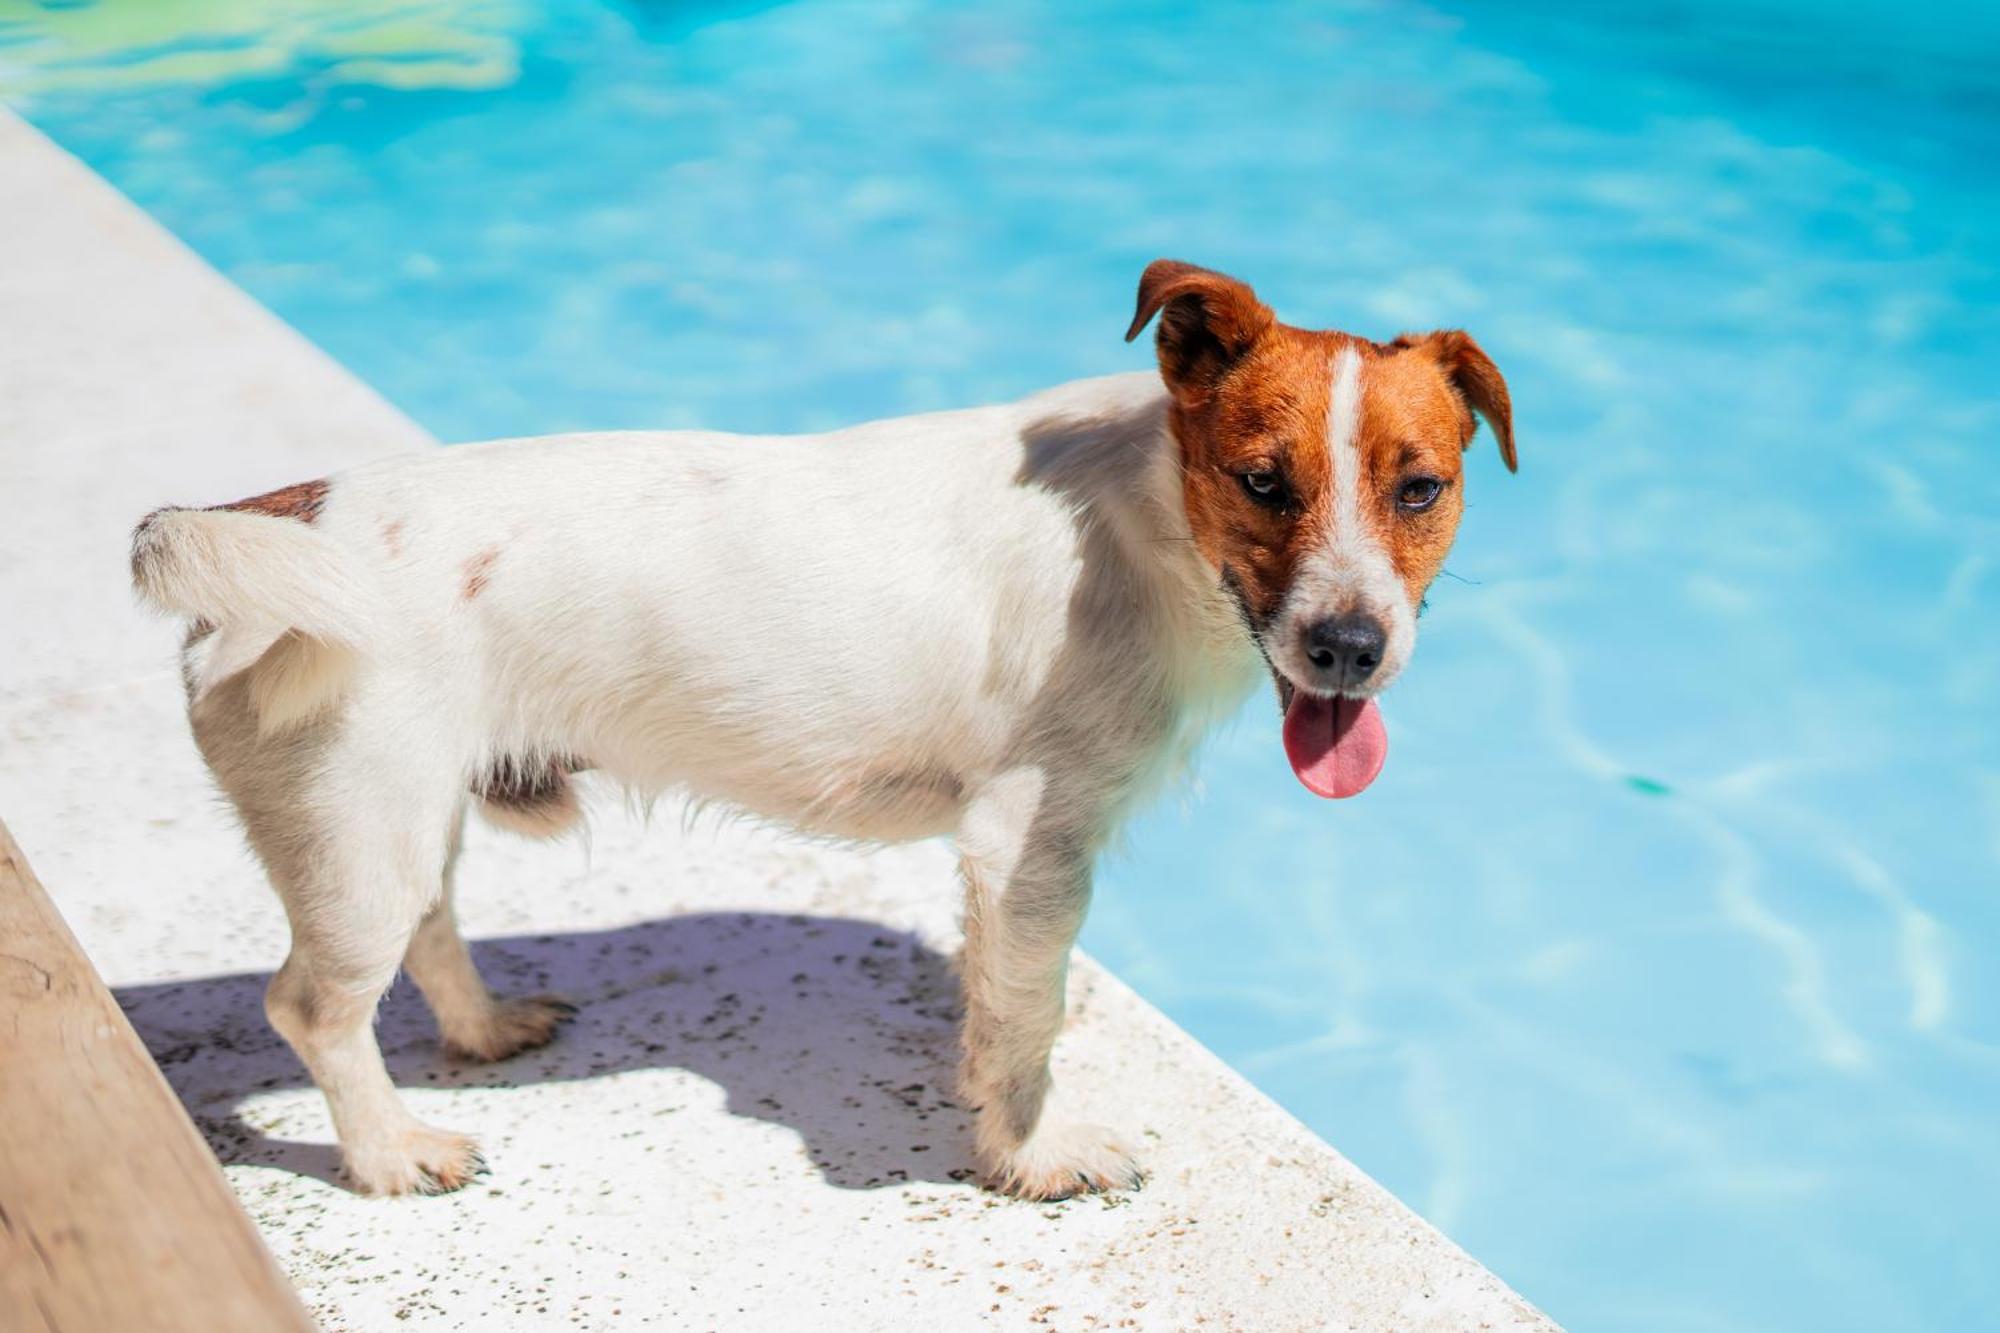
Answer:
top-left (0, 108), bottom-right (1556, 1331)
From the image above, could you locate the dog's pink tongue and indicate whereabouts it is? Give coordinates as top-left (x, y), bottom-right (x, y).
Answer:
top-left (1282, 694), bottom-right (1388, 799)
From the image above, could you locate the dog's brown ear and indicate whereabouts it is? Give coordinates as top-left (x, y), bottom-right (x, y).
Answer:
top-left (1125, 259), bottom-right (1273, 404)
top-left (1397, 330), bottom-right (1516, 472)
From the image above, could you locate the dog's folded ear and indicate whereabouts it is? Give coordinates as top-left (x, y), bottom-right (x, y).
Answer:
top-left (1125, 259), bottom-right (1274, 405)
top-left (1396, 329), bottom-right (1517, 472)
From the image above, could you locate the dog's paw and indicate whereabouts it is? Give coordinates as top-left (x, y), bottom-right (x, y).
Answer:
top-left (445, 993), bottom-right (577, 1063)
top-left (345, 1124), bottom-right (487, 1197)
top-left (986, 1120), bottom-right (1146, 1201)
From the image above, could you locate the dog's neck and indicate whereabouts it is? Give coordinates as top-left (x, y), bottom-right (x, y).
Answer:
top-left (1017, 374), bottom-right (1267, 724)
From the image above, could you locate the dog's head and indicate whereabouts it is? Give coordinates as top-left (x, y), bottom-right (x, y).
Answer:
top-left (1126, 259), bottom-right (1515, 799)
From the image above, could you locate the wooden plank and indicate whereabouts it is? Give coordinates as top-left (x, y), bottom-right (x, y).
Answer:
top-left (0, 819), bottom-right (316, 1333)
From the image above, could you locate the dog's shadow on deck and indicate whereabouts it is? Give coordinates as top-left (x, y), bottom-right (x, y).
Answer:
top-left (113, 913), bottom-right (979, 1194)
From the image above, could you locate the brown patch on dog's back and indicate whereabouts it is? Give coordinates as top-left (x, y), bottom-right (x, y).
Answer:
top-left (216, 477), bottom-right (328, 523)
top-left (460, 547), bottom-right (499, 600)
top-left (380, 518), bottom-right (407, 558)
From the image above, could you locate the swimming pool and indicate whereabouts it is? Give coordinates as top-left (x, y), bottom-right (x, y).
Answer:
top-left (3, 2), bottom-right (1993, 1327)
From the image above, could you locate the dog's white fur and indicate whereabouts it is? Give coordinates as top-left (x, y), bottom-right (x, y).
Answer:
top-left (133, 371), bottom-right (1270, 1199)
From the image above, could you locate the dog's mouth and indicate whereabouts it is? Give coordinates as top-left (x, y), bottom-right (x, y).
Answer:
top-left (1273, 673), bottom-right (1388, 800)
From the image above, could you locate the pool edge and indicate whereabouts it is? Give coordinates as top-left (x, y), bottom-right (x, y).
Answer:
top-left (0, 105), bottom-right (1560, 1332)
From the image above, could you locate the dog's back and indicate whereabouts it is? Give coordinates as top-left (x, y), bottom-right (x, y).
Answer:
top-left (131, 374), bottom-right (1217, 844)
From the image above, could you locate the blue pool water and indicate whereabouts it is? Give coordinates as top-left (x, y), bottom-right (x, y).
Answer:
top-left (5, 2), bottom-right (1995, 1327)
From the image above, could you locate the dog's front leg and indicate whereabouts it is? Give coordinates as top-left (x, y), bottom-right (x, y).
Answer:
top-left (956, 768), bottom-right (1142, 1200)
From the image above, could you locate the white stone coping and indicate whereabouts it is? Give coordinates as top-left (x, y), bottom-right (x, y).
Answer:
top-left (0, 108), bottom-right (1557, 1332)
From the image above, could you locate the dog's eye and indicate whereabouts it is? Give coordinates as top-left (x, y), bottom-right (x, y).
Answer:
top-left (1398, 477), bottom-right (1444, 511)
top-left (1239, 470), bottom-right (1286, 505)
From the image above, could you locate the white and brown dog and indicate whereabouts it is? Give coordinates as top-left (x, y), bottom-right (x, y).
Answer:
top-left (132, 261), bottom-right (1513, 1200)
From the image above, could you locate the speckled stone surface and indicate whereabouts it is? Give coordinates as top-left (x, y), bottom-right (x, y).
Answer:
top-left (0, 109), bottom-right (1556, 1332)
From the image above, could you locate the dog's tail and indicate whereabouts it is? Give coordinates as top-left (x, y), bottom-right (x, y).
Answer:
top-left (132, 502), bottom-right (374, 733)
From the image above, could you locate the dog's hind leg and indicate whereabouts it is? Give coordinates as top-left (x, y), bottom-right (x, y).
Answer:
top-left (250, 772), bottom-right (485, 1196)
top-left (403, 821), bottom-right (576, 1063)
top-left (956, 768), bottom-right (1144, 1201)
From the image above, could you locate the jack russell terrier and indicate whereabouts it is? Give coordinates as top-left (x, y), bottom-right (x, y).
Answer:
top-left (132, 260), bottom-right (1514, 1200)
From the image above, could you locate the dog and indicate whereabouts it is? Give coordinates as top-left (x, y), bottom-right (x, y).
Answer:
top-left (130, 260), bottom-right (1513, 1201)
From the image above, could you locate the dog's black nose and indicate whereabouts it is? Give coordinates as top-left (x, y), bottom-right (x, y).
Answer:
top-left (1305, 614), bottom-right (1387, 685)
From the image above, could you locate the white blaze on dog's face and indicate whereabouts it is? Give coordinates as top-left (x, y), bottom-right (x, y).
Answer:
top-left (1126, 260), bottom-right (1516, 799)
